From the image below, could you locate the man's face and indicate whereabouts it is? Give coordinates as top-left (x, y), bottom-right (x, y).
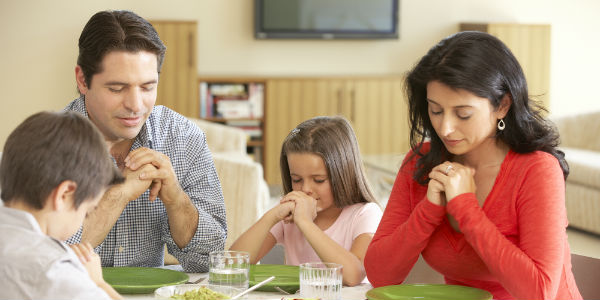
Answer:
top-left (77, 51), bottom-right (158, 143)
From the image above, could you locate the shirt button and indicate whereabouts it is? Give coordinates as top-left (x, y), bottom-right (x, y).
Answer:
top-left (119, 246), bottom-right (124, 253)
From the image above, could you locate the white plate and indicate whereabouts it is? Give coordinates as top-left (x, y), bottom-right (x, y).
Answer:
top-left (154, 283), bottom-right (246, 299)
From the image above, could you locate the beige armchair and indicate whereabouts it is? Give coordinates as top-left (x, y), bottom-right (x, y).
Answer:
top-left (188, 118), bottom-right (270, 248)
top-left (552, 111), bottom-right (600, 235)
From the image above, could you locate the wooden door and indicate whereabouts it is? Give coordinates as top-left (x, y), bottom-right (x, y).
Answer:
top-left (460, 23), bottom-right (551, 111)
top-left (265, 78), bottom-right (337, 184)
top-left (351, 77), bottom-right (408, 155)
top-left (265, 79), bottom-right (294, 184)
top-left (150, 21), bottom-right (198, 118)
top-left (265, 77), bottom-right (409, 185)
top-left (488, 24), bottom-right (551, 111)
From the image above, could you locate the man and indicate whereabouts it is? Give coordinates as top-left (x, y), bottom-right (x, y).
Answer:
top-left (65, 10), bottom-right (227, 272)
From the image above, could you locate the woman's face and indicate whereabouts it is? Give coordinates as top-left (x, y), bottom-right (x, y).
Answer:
top-left (426, 80), bottom-right (507, 156)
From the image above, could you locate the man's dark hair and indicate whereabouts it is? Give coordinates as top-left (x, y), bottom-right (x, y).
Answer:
top-left (0, 111), bottom-right (124, 209)
top-left (77, 10), bottom-right (166, 90)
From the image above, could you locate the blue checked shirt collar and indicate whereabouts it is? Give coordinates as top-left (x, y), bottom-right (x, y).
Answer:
top-left (68, 95), bottom-right (153, 149)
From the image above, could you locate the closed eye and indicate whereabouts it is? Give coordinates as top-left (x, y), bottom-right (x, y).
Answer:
top-left (142, 84), bottom-right (156, 92)
top-left (108, 87), bottom-right (123, 93)
top-left (456, 109), bottom-right (473, 120)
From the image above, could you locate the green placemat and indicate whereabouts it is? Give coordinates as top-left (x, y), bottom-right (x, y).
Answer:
top-left (249, 264), bottom-right (299, 294)
top-left (102, 267), bottom-right (189, 294)
top-left (366, 284), bottom-right (493, 300)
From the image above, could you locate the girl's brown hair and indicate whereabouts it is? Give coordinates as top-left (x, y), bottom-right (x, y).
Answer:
top-left (280, 116), bottom-right (376, 207)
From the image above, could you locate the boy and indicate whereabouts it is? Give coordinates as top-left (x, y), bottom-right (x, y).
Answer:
top-left (0, 111), bottom-right (123, 299)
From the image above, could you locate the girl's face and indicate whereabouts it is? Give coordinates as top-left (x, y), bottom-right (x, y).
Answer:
top-left (287, 153), bottom-right (335, 212)
top-left (426, 80), bottom-right (507, 156)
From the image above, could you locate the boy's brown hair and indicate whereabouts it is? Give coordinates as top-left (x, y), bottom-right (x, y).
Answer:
top-left (280, 116), bottom-right (376, 207)
top-left (0, 111), bottom-right (123, 209)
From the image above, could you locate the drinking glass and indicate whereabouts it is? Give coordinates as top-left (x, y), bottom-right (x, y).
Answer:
top-left (208, 250), bottom-right (250, 290)
top-left (299, 262), bottom-right (343, 300)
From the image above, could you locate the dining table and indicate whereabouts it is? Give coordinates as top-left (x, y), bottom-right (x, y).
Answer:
top-left (121, 265), bottom-right (373, 300)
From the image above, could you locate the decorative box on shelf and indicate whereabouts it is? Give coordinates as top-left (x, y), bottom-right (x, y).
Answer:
top-left (199, 81), bottom-right (263, 119)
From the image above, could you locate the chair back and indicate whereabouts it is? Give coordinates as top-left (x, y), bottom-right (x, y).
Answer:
top-left (571, 253), bottom-right (600, 300)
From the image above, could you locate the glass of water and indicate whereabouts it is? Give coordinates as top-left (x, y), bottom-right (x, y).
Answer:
top-left (299, 262), bottom-right (343, 300)
top-left (208, 250), bottom-right (250, 290)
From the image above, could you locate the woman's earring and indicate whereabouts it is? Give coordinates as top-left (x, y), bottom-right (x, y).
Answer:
top-left (497, 119), bottom-right (506, 131)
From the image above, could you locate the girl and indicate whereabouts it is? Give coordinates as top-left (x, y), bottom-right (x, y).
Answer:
top-left (364, 31), bottom-right (582, 300)
top-left (230, 116), bottom-right (382, 286)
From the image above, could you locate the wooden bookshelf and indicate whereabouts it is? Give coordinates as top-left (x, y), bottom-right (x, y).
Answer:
top-left (198, 77), bottom-right (267, 170)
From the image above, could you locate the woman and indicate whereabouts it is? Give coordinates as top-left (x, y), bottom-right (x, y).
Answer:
top-left (364, 31), bottom-right (582, 300)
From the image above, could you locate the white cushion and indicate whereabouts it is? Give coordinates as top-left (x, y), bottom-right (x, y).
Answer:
top-left (561, 147), bottom-right (600, 189)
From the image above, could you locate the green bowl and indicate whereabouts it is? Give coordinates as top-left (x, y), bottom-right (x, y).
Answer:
top-left (102, 267), bottom-right (189, 294)
top-left (366, 284), bottom-right (493, 300)
top-left (249, 264), bottom-right (299, 294)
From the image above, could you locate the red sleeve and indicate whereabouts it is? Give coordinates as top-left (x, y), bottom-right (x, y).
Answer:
top-left (447, 155), bottom-right (566, 300)
top-left (364, 154), bottom-right (446, 287)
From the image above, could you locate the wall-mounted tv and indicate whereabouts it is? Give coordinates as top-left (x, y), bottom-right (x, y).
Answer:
top-left (254, 0), bottom-right (399, 40)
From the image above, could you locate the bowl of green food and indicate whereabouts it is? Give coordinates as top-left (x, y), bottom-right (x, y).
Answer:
top-left (154, 283), bottom-right (245, 299)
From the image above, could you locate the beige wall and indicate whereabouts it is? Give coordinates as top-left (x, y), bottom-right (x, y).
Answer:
top-left (1, 0), bottom-right (599, 149)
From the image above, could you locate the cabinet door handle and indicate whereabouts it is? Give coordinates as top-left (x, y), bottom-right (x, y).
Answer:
top-left (188, 32), bottom-right (194, 68)
top-left (350, 89), bottom-right (355, 123)
top-left (337, 88), bottom-right (343, 115)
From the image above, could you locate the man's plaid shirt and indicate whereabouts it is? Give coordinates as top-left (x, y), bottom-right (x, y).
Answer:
top-left (65, 96), bottom-right (227, 272)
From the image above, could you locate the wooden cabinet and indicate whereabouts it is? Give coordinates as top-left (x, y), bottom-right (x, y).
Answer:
top-left (265, 77), bottom-right (409, 185)
top-left (150, 21), bottom-right (198, 118)
top-left (460, 23), bottom-right (551, 111)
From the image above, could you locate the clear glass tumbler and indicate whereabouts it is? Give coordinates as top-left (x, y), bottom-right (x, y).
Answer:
top-left (208, 250), bottom-right (250, 290)
top-left (299, 262), bottom-right (343, 300)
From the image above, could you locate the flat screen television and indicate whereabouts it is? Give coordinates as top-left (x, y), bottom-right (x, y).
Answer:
top-left (254, 0), bottom-right (399, 39)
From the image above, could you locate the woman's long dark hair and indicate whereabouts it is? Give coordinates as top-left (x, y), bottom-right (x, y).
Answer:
top-left (404, 31), bottom-right (568, 184)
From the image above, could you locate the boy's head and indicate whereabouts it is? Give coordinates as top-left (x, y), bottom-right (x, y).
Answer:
top-left (0, 111), bottom-right (123, 239)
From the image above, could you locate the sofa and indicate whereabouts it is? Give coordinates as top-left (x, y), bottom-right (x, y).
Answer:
top-left (164, 118), bottom-right (270, 264)
top-left (552, 111), bottom-right (600, 235)
top-left (188, 118), bottom-right (271, 248)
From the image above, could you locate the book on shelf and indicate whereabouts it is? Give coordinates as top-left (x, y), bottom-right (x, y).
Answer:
top-left (199, 81), bottom-right (264, 119)
top-left (225, 119), bottom-right (262, 140)
top-left (216, 100), bottom-right (252, 119)
top-left (225, 119), bottom-right (261, 127)
top-left (199, 81), bottom-right (207, 118)
top-left (240, 126), bottom-right (262, 139)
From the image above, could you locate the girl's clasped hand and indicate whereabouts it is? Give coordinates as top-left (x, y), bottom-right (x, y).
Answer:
top-left (279, 191), bottom-right (322, 224)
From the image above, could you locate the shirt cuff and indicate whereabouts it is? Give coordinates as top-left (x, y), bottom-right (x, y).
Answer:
top-left (446, 193), bottom-right (479, 222)
top-left (420, 196), bottom-right (447, 221)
